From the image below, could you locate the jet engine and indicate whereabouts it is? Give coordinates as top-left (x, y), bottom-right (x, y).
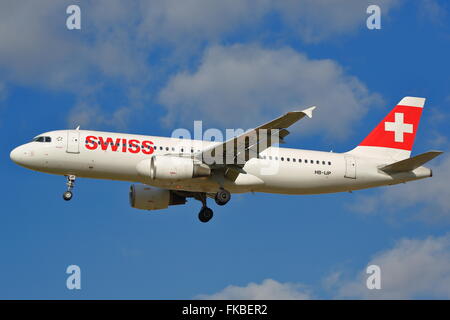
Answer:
top-left (129, 184), bottom-right (186, 210)
top-left (136, 156), bottom-right (211, 180)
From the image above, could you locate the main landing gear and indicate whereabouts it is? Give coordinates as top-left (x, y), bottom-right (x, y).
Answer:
top-left (63, 175), bottom-right (76, 201)
top-left (193, 188), bottom-right (231, 223)
top-left (214, 188), bottom-right (231, 206)
top-left (198, 206), bottom-right (214, 223)
top-left (194, 193), bottom-right (213, 223)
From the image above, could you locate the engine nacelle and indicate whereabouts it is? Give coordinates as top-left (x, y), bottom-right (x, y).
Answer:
top-left (129, 184), bottom-right (186, 210)
top-left (136, 156), bottom-right (211, 180)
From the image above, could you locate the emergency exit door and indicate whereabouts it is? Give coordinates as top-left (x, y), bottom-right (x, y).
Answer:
top-left (66, 130), bottom-right (80, 154)
top-left (344, 155), bottom-right (356, 179)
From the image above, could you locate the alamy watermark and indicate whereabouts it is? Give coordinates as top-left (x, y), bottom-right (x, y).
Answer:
top-left (366, 264), bottom-right (381, 290)
top-left (66, 5), bottom-right (81, 30)
top-left (66, 264), bottom-right (81, 290)
top-left (169, 121), bottom-right (282, 176)
top-left (367, 5), bottom-right (382, 30)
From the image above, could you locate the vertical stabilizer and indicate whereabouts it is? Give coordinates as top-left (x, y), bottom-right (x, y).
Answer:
top-left (349, 97), bottom-right (425, 160)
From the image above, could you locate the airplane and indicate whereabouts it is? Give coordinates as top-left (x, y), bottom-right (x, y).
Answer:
top-left (10, 96), bottom-right (442, 223)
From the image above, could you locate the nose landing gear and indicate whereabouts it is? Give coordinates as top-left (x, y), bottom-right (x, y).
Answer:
top-left (63, 191), bottom-right (73, 201)
top-left (63, 175), bottom-right (76, 201)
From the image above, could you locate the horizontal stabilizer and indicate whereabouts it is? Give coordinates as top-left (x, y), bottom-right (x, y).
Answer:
top-left (380, 150), bottom-right (443, 173)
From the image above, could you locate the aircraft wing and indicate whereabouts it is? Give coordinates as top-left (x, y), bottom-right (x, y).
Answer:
top-left (195, 106), bottom-right (316, 172)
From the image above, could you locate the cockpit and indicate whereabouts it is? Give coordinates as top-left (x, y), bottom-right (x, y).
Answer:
top-left (32, 136), bottom-right (52, 143)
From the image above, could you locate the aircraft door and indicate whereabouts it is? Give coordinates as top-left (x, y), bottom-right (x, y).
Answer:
top-left (66, 130), bottom-right (80, 154)
top-left (344, 155), bottom-right (356, 179)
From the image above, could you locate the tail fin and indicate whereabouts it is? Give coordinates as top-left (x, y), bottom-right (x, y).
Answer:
top-left (349, 97), bottom-right (425, 160)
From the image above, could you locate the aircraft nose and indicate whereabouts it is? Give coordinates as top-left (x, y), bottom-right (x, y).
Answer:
top-left (10, 146), bottom-right (27, 165)
top-left (10, 147), bottom-right (20, 163)
top-left (10, 145), bottom-right (41, 169)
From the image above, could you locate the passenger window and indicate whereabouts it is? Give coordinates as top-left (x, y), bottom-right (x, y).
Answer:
top-left (160, 146), bottom-right (163, 150)
top-left (322, 161), bottom-right (325, 165)
top-left (281, 157), bottom-right (284, 161)
top-left (269, 156), bottom-right (272, 160)
top-left (166, 147), bottom-right (169, 151)
top-left (316, 160), bottom-right (320, 164)
top-left (328, 161), bottom-right (332, 165)
top-left (287, 158), bottom-right (290, 161)
top-left (293, 158), bottom-right (296, 162)
top-left (299, 159), bottom-right (302, 163)
top-left (45, 137), bottom-right (51, 142)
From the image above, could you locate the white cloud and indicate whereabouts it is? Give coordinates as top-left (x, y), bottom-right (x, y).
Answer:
top-left (0, 1), bottom-right (147, 90)
top-left (273, 0), bottom-right (400, 43)
top-left (67, 101), bottom-right (132, 129)
top-left (337, 233), bottom-right (450, 299)
top-left (0, 0), bottom-right (153, 128)
top-left (159, 44), bottom-right (382, 139)
top-left (138, 0), bottom-right (271, 44)
top-left (0, 0), bottom-right (401, 91)
top-left (0, 0), bottom-right (400, 129)
top-left (348, 153), bottom-right (450, 222)
top-left (196, 234), bottom-right (450, 300)
top-left (138, 0), bottom-right (400, 44)
top-left (197, 279), bottom-right (312, 300)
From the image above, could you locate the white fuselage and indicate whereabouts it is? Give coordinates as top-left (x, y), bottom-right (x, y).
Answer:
top-left (10, 129), bottom-right (432, 195)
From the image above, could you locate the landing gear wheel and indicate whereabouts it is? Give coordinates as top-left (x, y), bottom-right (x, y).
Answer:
top-left (198, 207), bottom-right (214, 223)
top-left (63, 175), bottom-right (76, 201)
top-left (215, 189), bottom-right (231, 206)
top-left (63, 191), bottom-right (73, 201)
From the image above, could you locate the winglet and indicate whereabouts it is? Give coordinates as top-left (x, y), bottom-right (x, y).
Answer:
top-left (302, 106), bottom-right (316, 119)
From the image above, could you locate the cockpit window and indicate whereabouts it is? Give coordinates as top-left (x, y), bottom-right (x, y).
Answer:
top-left (32, 136), bottom-right (51, 143)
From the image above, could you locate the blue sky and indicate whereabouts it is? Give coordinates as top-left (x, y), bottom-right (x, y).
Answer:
top-left (1, 0), bottom-right (450, 299)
